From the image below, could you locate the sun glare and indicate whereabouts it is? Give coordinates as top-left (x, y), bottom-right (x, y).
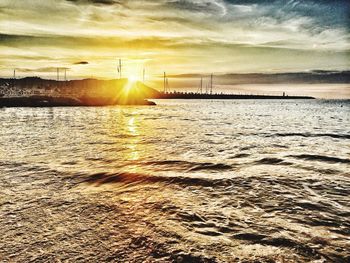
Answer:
top-left (125, 64), bottom-right (143, 83)
top-left (127, 75), bottom-right (139, 82)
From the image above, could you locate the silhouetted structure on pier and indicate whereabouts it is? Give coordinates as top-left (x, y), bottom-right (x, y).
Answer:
top-left (154, 91), bottom-right (314, 100)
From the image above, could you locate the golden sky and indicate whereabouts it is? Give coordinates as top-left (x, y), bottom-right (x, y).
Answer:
top-left (0, 0), bottom-right (349, 84)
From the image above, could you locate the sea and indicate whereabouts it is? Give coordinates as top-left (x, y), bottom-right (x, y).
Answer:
top-left (0, 99), bottom-right (349, 262)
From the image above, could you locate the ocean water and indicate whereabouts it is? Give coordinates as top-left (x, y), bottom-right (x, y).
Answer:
top-left (0, 99), bottom-right (349, 262)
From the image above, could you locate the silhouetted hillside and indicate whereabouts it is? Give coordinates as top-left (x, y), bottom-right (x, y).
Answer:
top-left (0, 77), bottom-right (160, 105)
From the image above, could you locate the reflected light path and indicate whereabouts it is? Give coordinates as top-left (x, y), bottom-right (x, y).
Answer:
top-left (125, 116), bottom-right (141, 170)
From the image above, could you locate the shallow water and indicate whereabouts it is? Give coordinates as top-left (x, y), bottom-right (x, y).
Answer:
top-left (1, 99), bottom-right (349, 262)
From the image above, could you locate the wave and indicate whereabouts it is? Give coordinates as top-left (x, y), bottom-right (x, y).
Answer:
top-left (0, 160), bottom-right (28, 167)
top-left (81, 171), bottom-right (234, 188)
top-left (230, 232), bottom-right (329, 259)
top-left (267, 132), bottom-right (350, 140)
top-left (289, 154), bottom-right (350, 164)
top-left (256, 237), bottom-right (319, 258)
top-left (189, 163), bottom-right (232, 171)
top-left (86, 141), bottom-right (116, 145)
top-left (229, 153), bottom-right (250, 159)
top-left (292, 164), bottom-right (341, 175)
top-left (141, 160), bottom-right (234, 172)
top-left (254, 157), bottom-right (293, 165)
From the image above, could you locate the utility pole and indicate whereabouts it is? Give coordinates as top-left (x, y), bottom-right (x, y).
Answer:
top-left (119, 59), bottom-right (122, 79)
top-left (56, 68), bottom-right (59, 90)
top-left (210, 73), bottom-right (213, 95)
top-left (117, 59), bottom-right (119, 79)
top-left (166, 77), bottom-right (169, 93)
top-left (12, 69), bottom-right (16, 88)
top-left (200, 77), bottom-right (203, 94)
top-left (163, 72), bottom-right (166, 93)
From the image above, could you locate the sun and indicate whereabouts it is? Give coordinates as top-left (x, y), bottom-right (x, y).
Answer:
top-left (125, 64), bottom-right (143, 83)
top-left (127, 74), bottom-right (139, 82)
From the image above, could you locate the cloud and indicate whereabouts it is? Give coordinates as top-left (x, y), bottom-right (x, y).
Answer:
top-left (163, 0), bottom-right (226, 15)
top-left (74, 61), bottom-right (89, 65)
top-left (65, 0), bottom-right (122, 5)
top-left (0, 33), bottom-right (209, 51)
top-left (0, 0), bottom-right (349, 79)
top-left (17, 67), bottom-right (69, 73)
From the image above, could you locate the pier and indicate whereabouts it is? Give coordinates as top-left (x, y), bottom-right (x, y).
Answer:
top-left (153, 92), bottom-right (315, 100)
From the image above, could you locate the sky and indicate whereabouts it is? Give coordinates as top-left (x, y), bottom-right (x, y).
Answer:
top-left (0, 0), bottom-right (349, 90)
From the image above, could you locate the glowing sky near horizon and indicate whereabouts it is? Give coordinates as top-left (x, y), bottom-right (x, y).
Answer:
top-left (0, 0), bottom-right (349, 81)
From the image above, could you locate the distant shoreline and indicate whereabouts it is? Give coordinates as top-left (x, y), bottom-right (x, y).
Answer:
top-left (0, 77), bottom-right (318, 107)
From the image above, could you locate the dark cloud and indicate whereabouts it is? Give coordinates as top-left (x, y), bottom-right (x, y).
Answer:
top-left (150, 0), bottom-right (350, 37)
top-left (65, 0), bottom-right (121, 5)
top-left (163, 0), bottom-right (220, 13)
top-left (225, 0), bottom-right (349, 28)
top-left (74, 61), bottom-right (89, 65)
top-left (224, 0), bottom-right (349, 5)
top-left (0, 33), bottom-right (197, 50)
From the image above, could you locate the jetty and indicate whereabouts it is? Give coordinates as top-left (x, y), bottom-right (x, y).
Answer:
top-left (153, 72), bottom-right (315, 100)
top-left (152, 92), bottom-right (315, 100)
